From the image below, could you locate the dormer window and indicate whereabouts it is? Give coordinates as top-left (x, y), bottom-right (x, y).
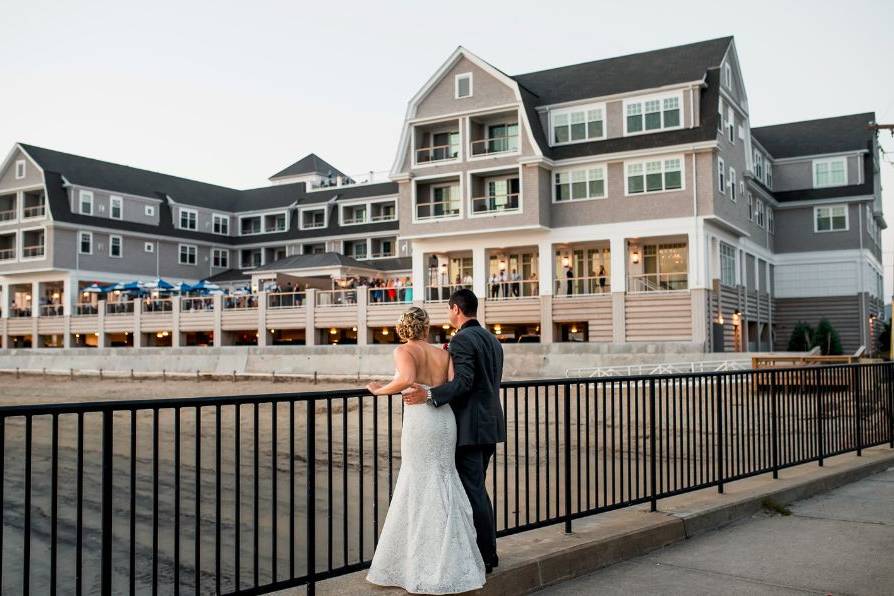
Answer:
top-left (455, 73), bottom-right (472, 99)
top-left (79, 190), bottom-right (94, 215)
top-left (179, 208), bottom-right (197, 230)
top-left (341, 204), bottom-right (368, 225)
top-left (300, 207), bottom-right (327, 230)
top-left (551, 104), bottom-right (604, 144)
top-left (212, 213), bottom-right (229, 235)
top-left (110, 196), bottom-right (122, 220)
top-left (813, 158), bottom-right (847, 188)
top-left (624, 93), bottom-right (682, 135)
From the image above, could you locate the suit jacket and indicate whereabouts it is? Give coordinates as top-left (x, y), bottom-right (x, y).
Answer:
top-left (430, 319), bottom-right (506, 446)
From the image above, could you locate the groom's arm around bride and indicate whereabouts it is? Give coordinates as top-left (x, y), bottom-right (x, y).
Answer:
top-left (403, 289), bottom-right (506, 571)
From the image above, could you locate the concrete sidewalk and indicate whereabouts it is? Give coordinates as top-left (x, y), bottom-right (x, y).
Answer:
top-left (301, 445), bottom-right (894, 596)
top-left (543, 466), bottom-right (894, 595)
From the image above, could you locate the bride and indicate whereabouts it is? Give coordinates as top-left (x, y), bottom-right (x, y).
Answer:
top-left (365, 307), bottom-right (485, 594)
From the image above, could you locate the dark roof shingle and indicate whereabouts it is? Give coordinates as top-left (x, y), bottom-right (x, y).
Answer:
top-left (269, 153), bottom-right (346, 180)
top-left (751, 112), bottom-right (876, 159)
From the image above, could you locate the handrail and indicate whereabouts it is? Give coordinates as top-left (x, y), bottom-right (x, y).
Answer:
top-left (0, 247), bottom-right (15, 260)
top-left (105, 300), bottom-right (134, 315)
top-left (22, 204), bottom-right (46, 218)
top-left (74, 303), bottom-right (99, 316)
top-left (486, 279), bottom-right (539, 299)
top-left (471, 192), bottom-right (520, 214)
top-left (180, 297), bottom-right (214, 312)
top-left (470, 134), bottom-right (519, 156)
top-left (21, 245), bottom-right (45, 258)
top-left (223, 295), bottom-right (260, 309)
top-left (142, 298), bottom-right (174, 313)
top-left (554, 275), bottom-right (611, 297)
top-left (39, 304), bottom-right (64, 317)
top-left (0, 209), bottom-right (16, 221)
top-left (266, 292), bottom-right (305, 309)
top-left (367, 286), bottom-right (411, 304)
top-left (317, 289), bottom-right (357, 307)
top-left (415, 143), bottom-right (458, 163)
top-left (627, 272), bottom-right (688, 292)
top-left (425, 283), bottom-right (471, 302)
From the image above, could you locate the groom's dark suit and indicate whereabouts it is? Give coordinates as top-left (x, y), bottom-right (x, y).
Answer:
top-left (430, 319), bottom-right (505, 567)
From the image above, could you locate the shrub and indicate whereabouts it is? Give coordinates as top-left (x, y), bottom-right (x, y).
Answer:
top-left (787, 321), bottom-right (813, 352)
top-left (812, 319), bottom-right (843, 355)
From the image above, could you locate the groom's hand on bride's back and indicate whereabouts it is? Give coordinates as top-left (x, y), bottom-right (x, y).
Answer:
top-left (402, 383), bottom-right (427, 405)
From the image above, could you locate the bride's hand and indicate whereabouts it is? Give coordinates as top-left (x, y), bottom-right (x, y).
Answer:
top-left (366, 381), bottom-right (383, 395)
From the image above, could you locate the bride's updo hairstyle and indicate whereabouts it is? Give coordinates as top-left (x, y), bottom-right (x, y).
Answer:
top-left (396, 307), bottom-right (430, 342)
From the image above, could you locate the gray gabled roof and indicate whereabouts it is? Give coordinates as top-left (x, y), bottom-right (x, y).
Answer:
top-left (751, 112), bottom-right (876, 159)
top-left (269, 153), bottom-right (347, 181)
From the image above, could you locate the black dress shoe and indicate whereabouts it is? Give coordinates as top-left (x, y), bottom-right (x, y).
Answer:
top-left (485, 563), bottom-right (494, 574)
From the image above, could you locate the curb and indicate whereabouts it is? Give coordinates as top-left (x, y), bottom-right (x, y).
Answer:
top-left (306, 446), bottom-right (894, 596)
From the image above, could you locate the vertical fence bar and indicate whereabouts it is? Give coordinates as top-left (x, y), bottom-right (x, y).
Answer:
top-left (101, 410), bottom-right (113, 596)
top-left (235, 405), bottom-right (241, 591)
top-left (0, 417), bottom-right (4, 590)
top-left (195, 407), bottom-right (202, 595)
top-left (289, 400), bottom-right (295, 579)
top-left (129, 411), bottom-right (136, 596)
top-left (770, 370), bottom-right (779, 479)
top-left (816, 367), bottom-right (824, 467)
top-left (888, 362), bottom-right (894, 448)
top-left (854, 366), bottom-right (862, 456)
top-left (174, 408), bottom-right (181, 595)
top-left (23, 415), bottom-right (31, 596)
top-left (271, 402), bottom-right (277, 583)
top-left (215, 405), bottom-right (222, 595)
top-left (716, 375), bottom-right (724, 493)
top-left (563, 383), bottom-right (572, 534)
top-left (50, 414), bottom-right (59, 596)
top-left (151, 409), bottom-right (158, 596)
top-left (649, 378), bottom-right (657, 512)
top-left (307, 399), bottom-right (316, 596)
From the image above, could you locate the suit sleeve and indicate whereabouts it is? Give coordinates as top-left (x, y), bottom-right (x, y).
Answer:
top-left (430, 333), bottom-right (475, 407)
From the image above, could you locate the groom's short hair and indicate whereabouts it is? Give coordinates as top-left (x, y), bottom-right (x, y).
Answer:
top-left (448, 288), bottom-right (478, 316)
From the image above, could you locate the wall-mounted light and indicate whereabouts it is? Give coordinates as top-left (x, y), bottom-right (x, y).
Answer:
top-left (732, 309), bottom-right (741, 325)
top-left (631, 250), bottom-right (640, 264)
top-left (352, 326), bottom-right (358, 332)
top-left (442, 324), bottom-right (450, 330)
top-left (570, 325), bottom-right (578, 334)
top-left (562, 256), bottom-right (570, 268)
top-left (494, 324), bottom-right (502, 334)
top-left (499, 259), bottom-right (507, 271)
top-left (329, 327), bottom-right (338, 335)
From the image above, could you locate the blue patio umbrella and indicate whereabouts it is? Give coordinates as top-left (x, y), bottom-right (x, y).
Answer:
top-left (82, 283), bottom-right (106, 294)
top-left (173, 282), bottom-right (193, 294)
top-left (145, 278), bottom-right (175, 291)
top-left (189, 280), bottom-right (221, 293)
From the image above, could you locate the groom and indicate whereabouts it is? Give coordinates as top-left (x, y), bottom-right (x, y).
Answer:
top-left (403, 288), bottom-right (505, 572)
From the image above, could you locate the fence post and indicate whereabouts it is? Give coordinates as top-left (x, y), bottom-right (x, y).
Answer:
top-left (815, 367), bottom-right (824, 467)
top-left (306, 400), bottom-right (316, 596)
top-left (101, 410), bottom-right (113, 596)
top-left (649, 377), bottom-right (657, 512)
top-left (716, 375), bottom-right (724, 494)
top-left (852, 365), bottom-right (862, 456)
top-left (889, 362), bottom-right (894, 448)
top-left (770, 369), bottom-right (779, 479)
top-left (563, 383), bottom-right (572, 534)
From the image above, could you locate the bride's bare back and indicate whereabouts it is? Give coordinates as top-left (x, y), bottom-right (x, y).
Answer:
top-left (368, 340), bottom-right (450, 395)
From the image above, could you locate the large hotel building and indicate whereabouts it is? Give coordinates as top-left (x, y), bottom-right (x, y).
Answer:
top-left (0, 37), bottom-right (884, 352)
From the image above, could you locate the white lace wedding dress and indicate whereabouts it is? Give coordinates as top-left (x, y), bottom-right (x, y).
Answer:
top-left (366, 399), bottom-right (485, 594)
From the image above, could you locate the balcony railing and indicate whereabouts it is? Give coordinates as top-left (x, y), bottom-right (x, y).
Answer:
top-left (415, 144), bottom-right (459, 164)
top-left (470, 134), bottom-right (519, 156)
top-left (23, 204), bottom-right (46, 218)
top-left (0, 209), bottom-right (15, 221)
top-left (627, 272), bottom-right (688, 292)
top-left (74, 303), bottom-right (99, 316)
top-left (106, 300), bottom-right (135, 315)
top-left (425, 283), bottom-right (471, 302)
top-left (367, 286), bottom-right (412, 304)
top-left (10, 307), bottom-right (32, 317)
top-left (369, 213), bottom-right (397, 223)
top-left (21, 245), bottom-right (45, 258)
top-left (317, 289), bottom-right (357, 307)
top-left (266, 292), bottom-right (305, 309)
top-left (341, 215), bottom-right (367, 225)
top-left (368, 251), bottom-right (396, 259)
top-left (471, 193), bottom-right (520, 215)
top-left (142, 298), bottom-right (174, 313)
top-left (486, 279), bottom-right (539, 299)
top-left (181, 297), bottom-right (214, 311)
top-left (39, 304), bottom-right (64, 317)
top-left (555, 276), bottom-right (611, 297)
top-left (0, 247), bottom-right (15, 260)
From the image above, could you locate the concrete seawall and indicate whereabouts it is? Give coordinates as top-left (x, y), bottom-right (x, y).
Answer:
top-left (0, 343), bottom-right (758, 379)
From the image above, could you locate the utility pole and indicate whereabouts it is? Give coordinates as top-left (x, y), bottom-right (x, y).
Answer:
top-left (867, 123), bottom-right (894, 135)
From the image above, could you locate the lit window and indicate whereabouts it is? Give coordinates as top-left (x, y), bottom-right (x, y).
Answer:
top-left (815, 205), bottom-right (848, 232)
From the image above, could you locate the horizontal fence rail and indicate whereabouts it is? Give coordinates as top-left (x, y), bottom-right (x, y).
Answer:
top-left (0, 363), bottom-right (891, 594)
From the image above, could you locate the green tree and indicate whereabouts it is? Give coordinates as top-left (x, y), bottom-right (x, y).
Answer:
top-left (787, 321), bottom-right (814, 352)
top-left (812, 319), bottom-right (843, 355)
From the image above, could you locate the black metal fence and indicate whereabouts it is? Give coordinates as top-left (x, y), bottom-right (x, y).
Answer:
top-left (0, 362), bottom-right (891, 595)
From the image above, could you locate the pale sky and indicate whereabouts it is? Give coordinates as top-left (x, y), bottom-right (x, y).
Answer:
top-left (2, 0), bottom-right (893, 294)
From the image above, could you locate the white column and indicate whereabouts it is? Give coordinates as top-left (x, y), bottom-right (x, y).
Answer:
top-left (472, 246), bottom-right (487, 298)
top-left (411, 245), bottom-right (425, 306)
top-left (609, 236), bottom-right (627, 293)
top-left (97, 299), bottom-right (107, 348)
top-left (257, 291), bottom-right (268, 347)
top-left (213, 293), bottom-right (223, 347)
top-left (357, 286), bottom-right (369, 345)
top-left (0, 281), bottom-right (9, 318)
top-left (171, 296), bottom-right (181, 348)
top-left (133, 298), bottom-right (142, 348)
top-left (538, 240), bottom-right (554, 296)
top-left (31, 280), bottom-right (40, 318)
top-left (304, 288), bottom-right (317, 346)
top-left (63, 276), bottom-right (74, 317)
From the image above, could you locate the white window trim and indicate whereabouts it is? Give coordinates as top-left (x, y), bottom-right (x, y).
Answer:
top-left (298, 206), bottom-right (329, 230)
top-left (239, 214), bottom-right (263, 236)
top-left (15, 160), bottom-right (26, 180)
top-left (179, 207), bottom-right (198, 231)
top-left (211, 247), bottom-right (229, 268)
top-left (549, 101), bottom-right (607, 147)
top-left (454, 72), bottom-right (473, 99)
top-left (211, 213), bottom-right (230, 235)
top-left (623, 155), bottom-right (686, 196)
top-left (79, 190), bottom-right (94, 215)
top-left (145, 205), bottom-right (156, 217)
top-left (717, 157), bottom-right (725, 194)
top-left (729, 168), bottom-right (737, 202)
top-left (467, 168), bottom-right (524, 218)
top-left (411, 175), bottom-right (464, 223)
top-left (78, 231), bottom-right (93, 255)
top-left (178, 243), bottom-right (198, 265)
top-left (551, 164), bottom-right (607, 204)
top-left (240, 248), bottom-right (263, 269)
top-left (109, 195), bottom-right (123, 220)
top-left (144, 242), bottom-right (155, 253)
top-left (262, 210), bottom-right (289, 233)
top-left (18, 225), bottom-right (46, 261)
top-left (723, 63), bottom-right (733, 89)
top-left (0, 230), bottom-right (17, 262)
top-left (108, 234), bottom-right (123, 258)
top-left (812, 157), bottom-right (848, 188)
top-left (339, 203), bottom-right (370, 226)
top-left (412, 124), bottom-right (463, 169)
top-left (814, 204), bottom-right (849, 233)
top-left (342, 238), bottom-right (370, 260)
top-left (622, 92), bottom-right (685, 137)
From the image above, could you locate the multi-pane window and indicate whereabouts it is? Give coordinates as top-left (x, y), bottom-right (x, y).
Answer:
top-left (212, 248), bottom-right (229, 268)
top-left (178, 244), bottom-right (197, 265)
top-left (726, 107), bottom-right (735, 142)
top-left (79, 191), bottom-right (93, 215)
top-left (815, 205), bottom-right (848, 232)
top-left (180, 208), bottom-right (197, 230)
top-left (555, 166), bottom-right (606, 201)
top-left (109, 235), bottom-right (122, 258)
top-left (729, 168), bottom-right (737, 201)
top-left (552, 106), bottom-right (604, 143)
top-left (416, 184), bottom-right (460, 219)
top-left (110, 196), bottom-right (122, 220)
top-left (719, 242), bottom-right (737, 286)
top-left (813, 158), bottom-right (847, 188)
top-left (747, 193), bottom-right (754, 221)
top-left (487, 123), bottom-right (519, 152)
top-left (767, 207), bottom-right (775, 234)
top-left (626, 158), bottom-right (682, 194)
top-left (264, 212), bottom-right (287, 232)
top-left (625, 95), bottom-right (682, 134)
top-left (301, 208), bottom-right (326, 229)
top-left (753, 151), bottom-right (763, 180)
top-left (765, 164), bottom-right (773, 189)
top-left (755, 200), bottom-right (765, 228)
top-left (342, 204), bottom-right (367, 225)
top-left (717, 158), bottom-right (725, 193)
top-left (79, 231), bottom-right (92, 254)
top-left (212, 213), bottom-right (229, 235)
